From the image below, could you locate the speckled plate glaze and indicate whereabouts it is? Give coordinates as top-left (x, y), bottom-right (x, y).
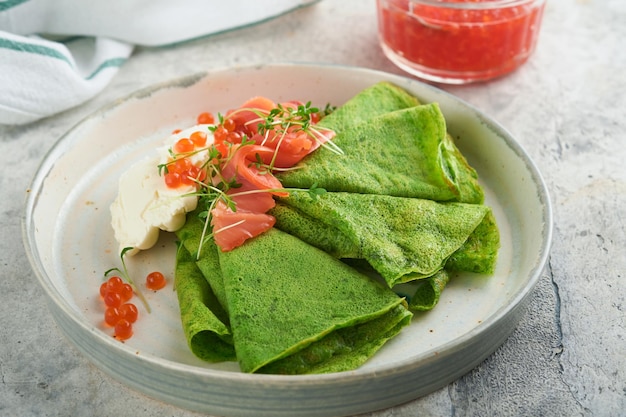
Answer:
top-left (23, 63), bottom-right (552, 417)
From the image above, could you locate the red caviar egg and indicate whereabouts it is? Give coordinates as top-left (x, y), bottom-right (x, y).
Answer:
top-left (104, 303), bottom-right (139, 327)
top-left (170, 158), bottom-right (192, 174)
top-left (119, 283), bottom-right (133, 303)
top-left (180, 166), bottom-right (206, 186)
top-left (114, 319), bottom-right (133, 341)
top-left (164, 172), bottom-right (182, 188)
top-left (197, 112), bottom-right (215, 125)
top-left (104, 306), bottom-right (121, 327)
top-left (99, 281), bottom-right (109, 298)
top-left (103, 291), bottom-right (122, 308)
top-left (119, 303), bottom-right (139, 323)
top-left (214, 125), bottom-right (229, 144)
top-left (223, 118), bottom-right (236, 132)
top-left (146, 271), bottom-right (167, 291)
top-left (190, 131), bottom-right (208, 147)
top-left (174, 138), bottom-right (195, 154)
top-left (100, 276), bottom-right (123, 297)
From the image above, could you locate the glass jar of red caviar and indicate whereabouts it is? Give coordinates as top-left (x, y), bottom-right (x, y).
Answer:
top-left (377, 0), bottom-right (546, 84)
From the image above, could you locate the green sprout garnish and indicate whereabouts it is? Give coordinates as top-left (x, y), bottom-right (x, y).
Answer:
top-left (104, 247), bottom-right (151, 313)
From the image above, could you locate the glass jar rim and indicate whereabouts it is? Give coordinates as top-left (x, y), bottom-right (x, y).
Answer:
top-left (406, 0), bottom-right (546, 9)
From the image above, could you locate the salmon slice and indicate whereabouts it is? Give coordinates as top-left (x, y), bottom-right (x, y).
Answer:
top-left (211, 201), bottom-right (276, 252)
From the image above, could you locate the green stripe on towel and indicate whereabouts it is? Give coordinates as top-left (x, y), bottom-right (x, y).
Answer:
top-left (86, 57), bottom-right (127, 80)
top-left (0, 37), bottom-right (73, 66)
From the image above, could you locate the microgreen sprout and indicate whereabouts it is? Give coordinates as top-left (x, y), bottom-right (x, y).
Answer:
top-left (105, 247), bottom-right (151, 313)
top-left (307, 182), bottom-right (327, 200)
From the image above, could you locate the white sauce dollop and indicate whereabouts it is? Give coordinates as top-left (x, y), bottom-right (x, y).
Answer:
top-left (110, 125), bottom-right (213, 255)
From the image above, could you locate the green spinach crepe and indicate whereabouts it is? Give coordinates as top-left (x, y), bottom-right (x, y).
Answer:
top-left (218, 228), bottom-right (411, 374)
top-left (407, 270), bottom-right (451, 311)
top-left (277, 83), bottom-right (484, 204)
top-left (175, 212), bottom-right (412, 374)
top-left (177, 214), bottom-right (229, 313)
top-left (314, 81), bottom-right (421, 132)
top-left (174, 244), bottom-right (235, 362)
top-left (271, 191), bottom-right (499, 288)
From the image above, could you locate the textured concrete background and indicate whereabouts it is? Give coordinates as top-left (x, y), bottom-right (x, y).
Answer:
top-left (1, 0), bottom-right (624, 416)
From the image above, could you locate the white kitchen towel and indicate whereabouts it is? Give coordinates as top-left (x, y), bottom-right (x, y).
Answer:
top-left (0, 0), bottom-right (318, 125)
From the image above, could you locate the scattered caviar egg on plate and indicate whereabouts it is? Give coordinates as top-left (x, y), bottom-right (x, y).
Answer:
top-left (114, 319), bottom-right (133, 341)
top-left (146, 271), bottom-right (167, 291)
top-left (119, 303), bottom-right (139, 323)
top-left (99, 275), bottom-right (141, 340)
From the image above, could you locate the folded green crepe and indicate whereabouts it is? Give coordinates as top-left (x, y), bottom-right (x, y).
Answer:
top-left (407, 270), bottom-right (451, 311)
top-left (175, 212), bottom-right (412, 374)
top-left (335, 259), bottom-right (452, 312)
top-left (174, 243), bottom-right (235, 362)
top-left (217, 228), bottom-right (411, 374)
top-left (277, 85), bottom-right (483, 204)
top-left (176, 213), bottom-right (229, 312)
top-left (272, 191), bottom-right (499, 288)
top-left (317, 81), bottom-right (420, 132)
top-left (445, 206), bottom-right (500, 274)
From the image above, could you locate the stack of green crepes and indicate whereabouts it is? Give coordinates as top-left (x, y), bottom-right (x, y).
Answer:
top-left (174, 82), bottom-right (500, 374)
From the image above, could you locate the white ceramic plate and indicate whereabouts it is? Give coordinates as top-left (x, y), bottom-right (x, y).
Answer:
top-left (23, 63), bottom-right (552, 417)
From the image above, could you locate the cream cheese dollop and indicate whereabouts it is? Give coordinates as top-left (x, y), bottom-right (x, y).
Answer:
top-left (110, 125), bottom-right (212, 255)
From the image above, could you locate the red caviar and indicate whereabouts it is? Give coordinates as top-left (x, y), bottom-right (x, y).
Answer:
top-left (190, 131), bottom-right (208, 147)
top-left (103, 291), bottom-right (123, 308)
top-left (104, 306), bottom-right (122, 326)
top-left (197, 111), bottom-right (215, 125)
top-left (377, 0), bottom-right (546, 83)
top-left (100, 275), bottom-right (123, 297)
top-left (99, 275), bottom-right (143, 341)
top-left (164, 172), bottom-right (182, 188)
top-left (119, 303), bottom-right (139, 323)
top-left (114, 319), bottom-right (133, 341)
top-left (223, 118), bottom-right (236, 132)
top-left (173, 138), bottom-right (195, 154)
top-left (146, 271), bottom-right (167, 291)
top-left (170, 158), bottom-right (192, 174)
top-left (164, 120), bottom-right (213, 189)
